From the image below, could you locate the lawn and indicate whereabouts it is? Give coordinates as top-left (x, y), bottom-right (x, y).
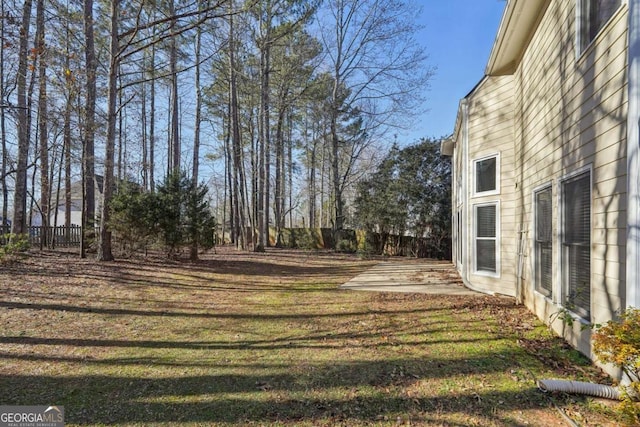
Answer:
top-left (0, 247), bottom-right (619, 426)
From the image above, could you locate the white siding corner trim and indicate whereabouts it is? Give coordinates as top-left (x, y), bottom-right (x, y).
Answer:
top-left (461, 99), bottom-right (470, 286)
top-left (627, 0), bottom-right (640, 309)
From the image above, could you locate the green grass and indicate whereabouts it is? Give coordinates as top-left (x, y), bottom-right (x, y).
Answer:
top-left (0, 248), bottom-right (620, 426)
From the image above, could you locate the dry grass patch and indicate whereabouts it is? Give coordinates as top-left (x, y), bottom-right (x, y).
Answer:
top-left (0, 247), bottom-right (620, 426)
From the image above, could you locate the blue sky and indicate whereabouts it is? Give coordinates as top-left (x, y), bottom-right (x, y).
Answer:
top-left (402, 1), bottom-right (506, 143)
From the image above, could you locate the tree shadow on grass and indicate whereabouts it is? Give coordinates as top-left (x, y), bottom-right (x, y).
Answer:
top-left (1, 255), bottom-right (374, 295)
top-left (0, 320), bottom-right (500, 351)
top-left (0, 298), bottom-right (464, 321)
top-left (0, 354), bottom-right (561, 426)
top-left (68, 390), bottom-right (547, 426)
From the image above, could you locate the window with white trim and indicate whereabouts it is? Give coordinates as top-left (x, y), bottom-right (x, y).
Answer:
top-left (474, 155), bottom-right (498, 195)
top-left (578, 0), bottom-right (621, 53)
top-left (457, 211), bottom-right (462, 267)
top-left (475, 203), bottom-right (498, 274)
top-left (534, 186), bottom-right (553, 297)
top-left (562, 171), bottom-right (591, 319)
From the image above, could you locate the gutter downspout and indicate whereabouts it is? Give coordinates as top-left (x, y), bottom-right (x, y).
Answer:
top-left (628, 0), bottom-right (640, 309)
top-left (461, 99), bottom-right (470, 289)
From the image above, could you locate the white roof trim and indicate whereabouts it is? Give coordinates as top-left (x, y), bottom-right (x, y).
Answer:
top-left (486, 0), bottom-right (551, 76)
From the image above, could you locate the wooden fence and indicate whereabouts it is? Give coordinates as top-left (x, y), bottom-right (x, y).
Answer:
top-left (0, 225), bottom-right (83, 248)
top-left (270, 227), bottom-right (452, 260)
top-left (0, 225), bottom-right (451, 259)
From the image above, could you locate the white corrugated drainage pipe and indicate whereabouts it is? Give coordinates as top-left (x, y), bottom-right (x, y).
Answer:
top-left (538, 379), bottom-right (622, 400)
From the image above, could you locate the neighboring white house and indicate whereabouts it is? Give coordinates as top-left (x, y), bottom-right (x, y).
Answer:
top-left (442, 0), bottom-right (640, 377)
top-left (49, 175), bottom-right (104, 227)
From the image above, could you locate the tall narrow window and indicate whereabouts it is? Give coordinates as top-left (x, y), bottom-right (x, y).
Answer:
top-left (579, 0), bottom-right (621, 52)
top-left (475, 204), bottom-right (498, 274)
top-left (562, 172), bottom-right (591, 319)
top-left (457, 211), bottom-right (462, 267)
top-left (535, 186), bottom-right (553, 297)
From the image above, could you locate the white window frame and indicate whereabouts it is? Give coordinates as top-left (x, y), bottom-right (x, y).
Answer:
top-left (472, 153), bottom-right (500, 197)
top-left (558, 166), bottom-right (592, 320)
top-left (473, 201), bottom-right (500, 277)
top-left (576, 0), bottom-right (624, 56)
top-left (453, 209), bottom-right (461, 269)
top-left (533, 183), bottom-right (553, 299)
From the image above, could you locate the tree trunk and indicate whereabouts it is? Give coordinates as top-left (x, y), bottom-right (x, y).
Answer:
top-left (64, 98), bottom-right (71, 230)
top-left (274, 104), bottom-right (285, 245)
top-left (319, 134), bottom-right (326, 227)
top-left (169, 0), bottom-right (180, 173)
top-left (98, 0), bottom-right (119, 262)
top-left (141, 69), bottom-right (148, 190)
top-left (257, 48), bottom-right (265, 249)
top-left (64, 4), bottom-right (72, 234)
top-left (229, 1), bottom-right (246, 250)
top-left (190, 5), bottom-right (203, 261)
top-left (330, 128), bottom-right (342, 230)
top-left (12, 0), bottom-right (33, 235)
top-left (251, 112), bottom-right (258, 245)
top-left (0, 0), bottom-right (7, 227)
top-left (53, 146), bottom-right (62, 233)
top-left (29, 127), bottom-right (38, 231)
top-left (307, 117), bottom-right (317, 228)
top-left (287, 111), bottom-right (293, 228)
top-left (225, 115), bottom-right (234, 244)
top-left (36, 0), bottom-right (49, 245)
top-left (117, 71), bottom-right (123, 181)
top-left (83, 0), bottom-right (97, 257)
top-left (262, 47), bottom-right (271, 248)
top-left (149, 41), bottom-right (156, 192)
top-left (166, 85), bottom-right (172, 173)
top-left (258, 2), bottom-right (273, 249)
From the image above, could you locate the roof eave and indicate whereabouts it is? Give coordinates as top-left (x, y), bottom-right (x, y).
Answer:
top-left (486, 0), bottom-right (551, 76)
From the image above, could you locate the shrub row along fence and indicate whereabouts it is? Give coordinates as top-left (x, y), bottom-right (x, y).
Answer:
top-left (0, 225), bottom-right (83, 249)
top-left (270, 228), bottom-right (452, 260)
top-left (0, 225), bottom-right (452, 260)
top-left (1, 224), bottom-right (218, 253)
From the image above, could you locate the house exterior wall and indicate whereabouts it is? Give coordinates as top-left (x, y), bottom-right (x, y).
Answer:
top-left (513, 1), bottom-right (628, 357)
top-left (627, 0), bottom-right (640, 309)
top-left (454, 76), bottom-right (517, 297)
top-left (448, 0), bottom-right (634, 371)
top-left (48, 178), bottom-right (103, 227)
top-left (51, 208), bottom-right (83, 227)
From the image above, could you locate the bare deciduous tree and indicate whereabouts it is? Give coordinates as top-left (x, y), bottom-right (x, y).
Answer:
top-left (318, 0), bottom-right (432, 230)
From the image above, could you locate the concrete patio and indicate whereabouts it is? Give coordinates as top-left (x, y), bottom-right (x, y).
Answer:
top-left (340, 259), bottom-right (479, 295)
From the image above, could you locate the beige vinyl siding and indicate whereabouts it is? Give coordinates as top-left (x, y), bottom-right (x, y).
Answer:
top-left (456, 0), bottom-right (628, 366)
top-left (593, 227), bottom-right (626, 246)
top-left (465, 75), bottom-right (516, 296)
top-left (448, 0), bottom-right (629, 374)
top-left (514, 0), bottom-right (627, 349)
